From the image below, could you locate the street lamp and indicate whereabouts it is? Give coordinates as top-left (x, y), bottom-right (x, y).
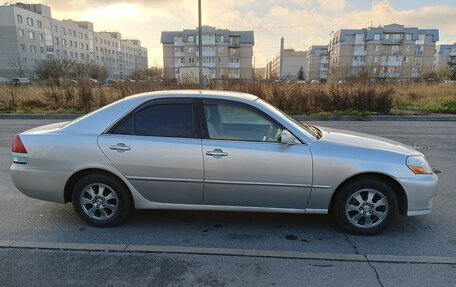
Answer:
top-left (198, 0), bottom-right (203, 89)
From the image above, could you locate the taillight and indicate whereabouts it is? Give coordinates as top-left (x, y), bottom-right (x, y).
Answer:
top-left (12, 135), bottom-right (28, 164)
top-left (12, 135), bottom-right (27, 154)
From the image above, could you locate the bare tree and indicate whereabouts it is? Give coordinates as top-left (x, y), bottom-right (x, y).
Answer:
top-left (8, 55), bottom-right (26, 78)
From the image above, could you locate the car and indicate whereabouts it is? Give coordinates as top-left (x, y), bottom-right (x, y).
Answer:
top-left (10, 77), bottom-right (31, 85)
top-left (10, 90), bottom-right (438, 235)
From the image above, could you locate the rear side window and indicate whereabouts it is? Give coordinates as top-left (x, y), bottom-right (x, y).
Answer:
top-left (111, 103), bottom-right (196, 138)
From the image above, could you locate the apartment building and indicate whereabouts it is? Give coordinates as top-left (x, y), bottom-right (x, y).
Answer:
top-left (307, 45), bottom-right (329, 82)
top-left (161, 26), bottom-right (254, 82)
top-left (433, 43), bottom-right (456, 72)
top-left (266, 49), bottom-right (308, 80)
top-left (329, 24), bottom-right (439, 80)
top-left (0, 3), bottom-right (148, 79)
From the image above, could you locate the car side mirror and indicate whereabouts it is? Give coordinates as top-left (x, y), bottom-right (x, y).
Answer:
top-left (280, 129), bottom-right (298, 145)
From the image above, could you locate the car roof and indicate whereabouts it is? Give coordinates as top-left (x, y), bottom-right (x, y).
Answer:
top-left (124, 89), bottom-right (258, 102)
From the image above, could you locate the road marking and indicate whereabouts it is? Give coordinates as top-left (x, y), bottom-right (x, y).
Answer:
top-left (1, 240), bottom-right (456, 264)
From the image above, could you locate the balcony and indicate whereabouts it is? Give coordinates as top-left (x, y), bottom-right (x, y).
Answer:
top-left (353, 50), bottom-right (366, 56)
top-left (228, 41), bottom-right (240, 47)
top-left (382, 39), bottom-right (403, 45)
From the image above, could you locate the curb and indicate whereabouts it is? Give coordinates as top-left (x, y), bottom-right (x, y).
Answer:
top-left (293, 114), bottom-right (456, 121)
top-left (1, 240), bottom-right (456, 265)
top-left (1, 113), bottom-right (456, 121)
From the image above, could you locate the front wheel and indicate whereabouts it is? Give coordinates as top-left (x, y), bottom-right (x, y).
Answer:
top-left (72, 173), bottom-right (132, 227)
top-left (333, 177), bottom-right (398, 235)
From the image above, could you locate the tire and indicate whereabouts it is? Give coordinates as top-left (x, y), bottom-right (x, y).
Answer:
top-left (333, 177), bottom-right (398, 235)
top-left (72, 173), bottom-right (132, 227)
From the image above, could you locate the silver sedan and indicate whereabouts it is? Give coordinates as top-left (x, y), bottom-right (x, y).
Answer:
top-left (10, 90), bottom-right (438, 235)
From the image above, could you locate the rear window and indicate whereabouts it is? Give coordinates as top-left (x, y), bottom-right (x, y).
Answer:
top-left (111, 103), bottom-right (195, 138)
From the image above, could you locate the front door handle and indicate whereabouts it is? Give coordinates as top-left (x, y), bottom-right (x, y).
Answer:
top-left (206, 149), bottom-right (228, 157)
top-left (109, 143), bottom-right (131, 151)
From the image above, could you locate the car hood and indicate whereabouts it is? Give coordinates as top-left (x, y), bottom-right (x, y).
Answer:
top-left (317, 126), bottom-right (421, 156)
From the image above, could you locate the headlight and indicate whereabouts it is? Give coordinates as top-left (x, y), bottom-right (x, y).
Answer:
top-left (407, 155), bottom-right (432, 174)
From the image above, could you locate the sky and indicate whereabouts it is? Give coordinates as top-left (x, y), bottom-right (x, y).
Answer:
top-left (27, 0), bottom-right (456, 68)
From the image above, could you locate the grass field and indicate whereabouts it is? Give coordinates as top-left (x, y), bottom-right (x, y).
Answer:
top-left (0, 80), bottom-right (455, 115)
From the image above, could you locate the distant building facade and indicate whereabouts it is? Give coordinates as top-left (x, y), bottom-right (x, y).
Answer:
top-left (307, 45), bottom-right (329, 82)
top-left (161, 26), bottom-right (254, 82)
top-left (0, 3), bottom-right (148, 79)
top-left (266, 49), bottom-right (308, 80)
top-left (433, 43), bottom-right (456, 73)
top-left (329, 24), bottom-right (439, 79)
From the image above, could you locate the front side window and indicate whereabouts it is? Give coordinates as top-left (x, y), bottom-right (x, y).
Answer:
top-left (204, 102), bottom-right (282, 142)
top-left (112, 103), bottom-right (196, 138)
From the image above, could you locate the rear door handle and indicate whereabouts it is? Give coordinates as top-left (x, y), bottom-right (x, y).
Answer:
top-left (206, 149), bottom-right (228, 157)
top-left (109, 143), bottom-right (131, 151)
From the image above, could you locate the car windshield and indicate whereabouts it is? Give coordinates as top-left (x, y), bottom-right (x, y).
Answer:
top-left (255, 99), bottom-right (318, 139)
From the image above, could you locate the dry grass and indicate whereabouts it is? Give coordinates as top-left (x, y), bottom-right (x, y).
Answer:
top-left (0, 80), bottom-right (455, 114)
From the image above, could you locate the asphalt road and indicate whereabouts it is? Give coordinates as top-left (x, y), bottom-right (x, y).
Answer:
top-left (0, 119), bottom-right (455, 286)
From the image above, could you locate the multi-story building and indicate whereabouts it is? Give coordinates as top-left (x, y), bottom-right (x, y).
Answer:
top-left (266, 49), bottom-right (308, 80)
top-left (433, 43), bottom-right (456, 73)
top-left (0, 3), bottom-right (148, 79)
top-left (161, 26), bottom-right (254, 82)
top-left (329, 24), bottom-right (439, 80)
top-left (307, 45), bottom-right (329, 82)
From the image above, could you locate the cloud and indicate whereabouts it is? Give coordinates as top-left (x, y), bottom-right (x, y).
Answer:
top-left (318, 0), bottom-right (347, 11)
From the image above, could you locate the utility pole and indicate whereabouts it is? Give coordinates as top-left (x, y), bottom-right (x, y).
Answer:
top-left (198, 0), bottom-right (203, 89)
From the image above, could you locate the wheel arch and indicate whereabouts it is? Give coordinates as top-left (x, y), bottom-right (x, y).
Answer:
top-left (328, 172), bottom-right (408, 216)
top-left (64, 168), bottom-right (134, 206)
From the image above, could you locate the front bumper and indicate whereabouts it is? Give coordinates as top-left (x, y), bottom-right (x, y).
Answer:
top-left (10, 163), bottom-right (71, 203)
top-left (398, 173), bottom-right (439, 216)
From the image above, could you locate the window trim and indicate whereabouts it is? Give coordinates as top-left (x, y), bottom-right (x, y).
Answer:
top-left (198, 98), bottom-right (286, 143)
top-left (105, 98), bottom-right (200, 139)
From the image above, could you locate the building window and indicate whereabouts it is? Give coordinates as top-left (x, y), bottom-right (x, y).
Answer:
top-left (22, 58), bottom-right (27, 65)
top-left (20, 44), bottom-right (26, 51)
top-left (403, 56), bottom-right (409, 63)
top-left (62, 39), bottom-right (66, 46)
top-left (54, 25), bottom-right (58, 32)
top-left (229, 57), bottom-right (240, 63)
top-left (73, 30), bottom-right (76, 37)
top-left (40, 47), bottom-right (45, 54)
top-left (374, 33), bottom-right (381, 41)
top-left (188, 35), bottom-right (194, 42)
top-left (28, 31), bottom-right (35, 40)
top-left (405, 33), bottom-right (412, 41)
top-left (355, 34), bottom-right (365, 44)
top-left (229, 68), bottom-right (240, 79)
top-left (37, 20), bottom-right (42, 29)
top-left (189, 47), bottom-right (195, 53)
top-left (373, 56), bottom-right (378, 63)
top-left (18, 29), bottom-right (24, 37)
top-left (188, 57), bottom-right (195, 64)
top-left (218, 57), bottom-right (223, 64)
top-left (39, 34), bottom-right (43, 41)
top-left (79, 32), bottom-right (82, 39)
top-left (30, 45), bottom-right (37, 54)
top-left (391, 45), bottom-right (400, 54)
top-left (17, 14), bottom-right (23, 23)
top-left (80, 43), bottom-right (83, 49)
top-left (27, 17), bottom-right (33, 26)
top-left (218, 47), bottom-right (224, 53)
top-left (374, 45), bottom-right (379, 52)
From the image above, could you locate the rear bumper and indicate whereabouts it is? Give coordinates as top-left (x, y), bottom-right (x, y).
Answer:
top-left (398, 173), bottom-right (439, 216)
top-left (10, 163), bottom-right (71, 203)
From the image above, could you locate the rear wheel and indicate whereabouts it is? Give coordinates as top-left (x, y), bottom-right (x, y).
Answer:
top-left (333, 177), bottom-right (398, 235)
top-left (72, 173), bottom-right (132, 227)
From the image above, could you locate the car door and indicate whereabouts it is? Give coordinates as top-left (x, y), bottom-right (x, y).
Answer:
top-left (200, 99), bottom-right (313, 209)
top-left (98, 98), bottom-right (204, 204)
